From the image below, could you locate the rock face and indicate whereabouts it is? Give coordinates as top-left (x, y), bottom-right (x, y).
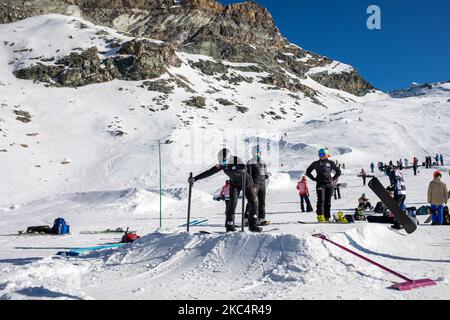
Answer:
top-left (1, 0), bottom-right (374, 95)
top-left (15, 40), bottom-right (181, 87)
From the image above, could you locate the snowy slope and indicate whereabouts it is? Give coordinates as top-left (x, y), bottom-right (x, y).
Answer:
top-left (1, 15), bottom-right (450, 300)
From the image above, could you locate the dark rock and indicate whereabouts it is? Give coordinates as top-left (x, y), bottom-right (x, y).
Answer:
top-left (236, 106), bottom-right (249, 113)
top-left (216, 98), bottom-right (234, 106)
top-left (183, 96), bottom-right (206, 108)
top-left (143, 80), bottom-right (174, 94)
top-left (191, 60), bottom-right (228, 75)
top-left (309, 70), bottom-right (373, 97)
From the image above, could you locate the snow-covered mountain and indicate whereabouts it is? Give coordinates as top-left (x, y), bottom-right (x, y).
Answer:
top-left (0, 3), bottom-right (450, 300)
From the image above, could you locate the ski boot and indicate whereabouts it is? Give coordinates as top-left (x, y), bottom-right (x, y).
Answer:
top-left (317, 215), bottom-right (326, 223)
top-left (258, 219), bottom-right (271, 226)
top-left (337, 212), bottom-right (348, 224)
top-left (391, 222), bottom-right (403, 230)
top-left (226, 225), bottom-right (236, 233)
top-left (249, 225), bottom-right (263, 233)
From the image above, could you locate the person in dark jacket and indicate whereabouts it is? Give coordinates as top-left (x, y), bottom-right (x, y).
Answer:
top-left (306, 148), bottom-right (341, 222)
top-left (387, 166), bottom-right (407, 229)
top-left (245, 145), bottom-right (270, 226)
top-left (189, 148), bottom-right (262, 233)
top-left (360, 169), bottom-right (368, 186)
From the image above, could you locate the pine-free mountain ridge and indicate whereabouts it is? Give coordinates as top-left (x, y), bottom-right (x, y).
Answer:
top-left (0, 0), bottom-right (373, 96)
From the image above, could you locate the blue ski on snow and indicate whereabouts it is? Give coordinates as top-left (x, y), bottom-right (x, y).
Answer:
top-left (56, 243), bottom-right (126, 257)
top-left (179, 219), bottom-right (208, 227)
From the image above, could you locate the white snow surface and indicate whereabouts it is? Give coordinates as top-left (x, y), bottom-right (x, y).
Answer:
top-left (0, 15), bottom-right (450, 300)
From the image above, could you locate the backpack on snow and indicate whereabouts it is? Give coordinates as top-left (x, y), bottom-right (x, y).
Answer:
top-left (52, 218), bottom-right (70, 235)
top-left (354, 208), bottom-right (366, 221)
top-left (120, 227), bottom-right (141, 243)
top-left (416, 206), bottom-right (431, 216)
top-left (374, 202), bottom-right (384, 214)
top-left (26, 225), bottom-right (53, 234)
top-left (444, 206), bottom-right (450, 225)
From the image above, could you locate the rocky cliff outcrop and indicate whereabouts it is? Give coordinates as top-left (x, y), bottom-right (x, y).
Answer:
top-left (1, 0), bottom-right (374, 95)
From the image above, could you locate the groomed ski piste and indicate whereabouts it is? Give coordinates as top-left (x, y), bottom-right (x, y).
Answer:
top-left (1, 15), bottom-right (450, 300)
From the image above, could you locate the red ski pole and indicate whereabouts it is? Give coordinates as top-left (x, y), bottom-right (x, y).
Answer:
top-left (313, 233), bottom-right (436, 291)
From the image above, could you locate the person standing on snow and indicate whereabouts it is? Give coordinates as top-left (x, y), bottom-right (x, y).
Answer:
top-left (440, 154), bottom-right (444, 166)
top-left (188, 148), bottom-right (262, 233)
top-left (427, 171), bottom-right (448, 225)
top-left (306, 148), bottom-right (341, 223)
top-left (404, 158), bottom-right (409, 168)
top-left (387, 166), bottom-right (407, 229)
top-left (296, 176), bottom-right (313, 212)
top-left (370, 162), bottom-right (375, 174)
top-left (332, 176), bottom-right (341, 200)
top-left (245, 145), bottom-right (270, 226)
top-left (360, 168), bottom-right (368, 186)
top-left (220, 180), bottom-right (231, 214)
top-left (413, 159), bottom-right (418, 176)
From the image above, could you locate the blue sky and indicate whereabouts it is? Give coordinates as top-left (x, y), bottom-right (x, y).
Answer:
top-left (219, 0), bottom-right (450, 91)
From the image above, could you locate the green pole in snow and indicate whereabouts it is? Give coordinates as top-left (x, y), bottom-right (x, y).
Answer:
top-left (159, 140), bottom-right (162, 229)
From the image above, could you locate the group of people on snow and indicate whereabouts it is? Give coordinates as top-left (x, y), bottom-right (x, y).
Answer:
top-left (189, 145), bottom-right (448, 232)
top-left (189, 146), bottom-right (270, 233)
top-left (190, 146), bottom-right (344, 232)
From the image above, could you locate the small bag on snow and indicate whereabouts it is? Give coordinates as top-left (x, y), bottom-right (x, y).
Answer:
top-left (354, 208), bottom-right (366, 221)
top-left (121, 230), bottom-right (141, 243)
top-left (444, 206), bottom-right (450, 225)
top-left (52, 218), bottom-right (70, 235)
top-left (416, 206), bottom-right (431, 216)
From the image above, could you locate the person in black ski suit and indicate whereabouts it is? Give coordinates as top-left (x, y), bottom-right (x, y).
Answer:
top-left (188, 148), bottom-right (262, 233)
top-left (245, 145), bottom-right (270, 226)
top-left (306, 148), bottom-right (342, 222)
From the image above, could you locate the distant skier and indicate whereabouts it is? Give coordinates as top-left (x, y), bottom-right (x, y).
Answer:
top-left (427, 171), bottom-right (448, 225)
top-left (370, 162), bottom-right (375, 174)
top-left (245, 145), bottom-right (270, 226)
top-left (360, 168), bottom-right (368, 186)
top-left (306, 148), bottom-right (341, 223)
top-left (332, 176), bottom-right (341, 200)
top-left (387, 166), bottom-right (407, 229)
top-left (440, 154), bottom-right (444, 166)
top-left (404, 158), bottom-right (409, 168)
top-left (413, 157), bottom-right (419, 176)
top-left (435, 154), bottom-right (440, 166)
top-left (296, 176), bottom-right (313, 212)
top-left (220, 180), bottom-right (231, 214)
top-left (188, 148), bottom-right (262, 233)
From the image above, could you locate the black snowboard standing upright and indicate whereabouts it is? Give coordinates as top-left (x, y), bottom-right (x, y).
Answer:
top-left (368, 177), bottom-right (417, 234)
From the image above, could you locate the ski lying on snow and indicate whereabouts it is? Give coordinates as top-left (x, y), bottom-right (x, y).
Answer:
top-left (80, 228), bottom-right (135, 235)
top-left (297, 221), bottom-right (351, 225)
top-left (179, 219), bottom-right (208, 227)
top-left (197, 228), bottom-right (280, 235)
top-left (56, 243), bottom-right (126, 257)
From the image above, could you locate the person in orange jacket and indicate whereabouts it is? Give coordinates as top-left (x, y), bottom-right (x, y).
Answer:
top-left (297, 176), bottom-right (313, 212)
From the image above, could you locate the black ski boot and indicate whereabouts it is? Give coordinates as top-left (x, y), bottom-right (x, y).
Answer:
top-left (249, 225), bottom-right (262, 233)
top-left (226, 225), bottom-right (236, 233)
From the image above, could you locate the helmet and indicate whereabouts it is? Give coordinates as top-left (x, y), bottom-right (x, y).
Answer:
top-left (318, 148), bottom-right (329, 159)
top-left (252, 145), bottom-right (262, 160)
top-left (217, 148), bottom-right (231, 166)
top-left (433, 171), bottom-right (442, 178)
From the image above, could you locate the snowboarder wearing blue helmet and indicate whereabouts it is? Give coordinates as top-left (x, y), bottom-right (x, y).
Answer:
top-left (306, 148), bottom-right (341, 222)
